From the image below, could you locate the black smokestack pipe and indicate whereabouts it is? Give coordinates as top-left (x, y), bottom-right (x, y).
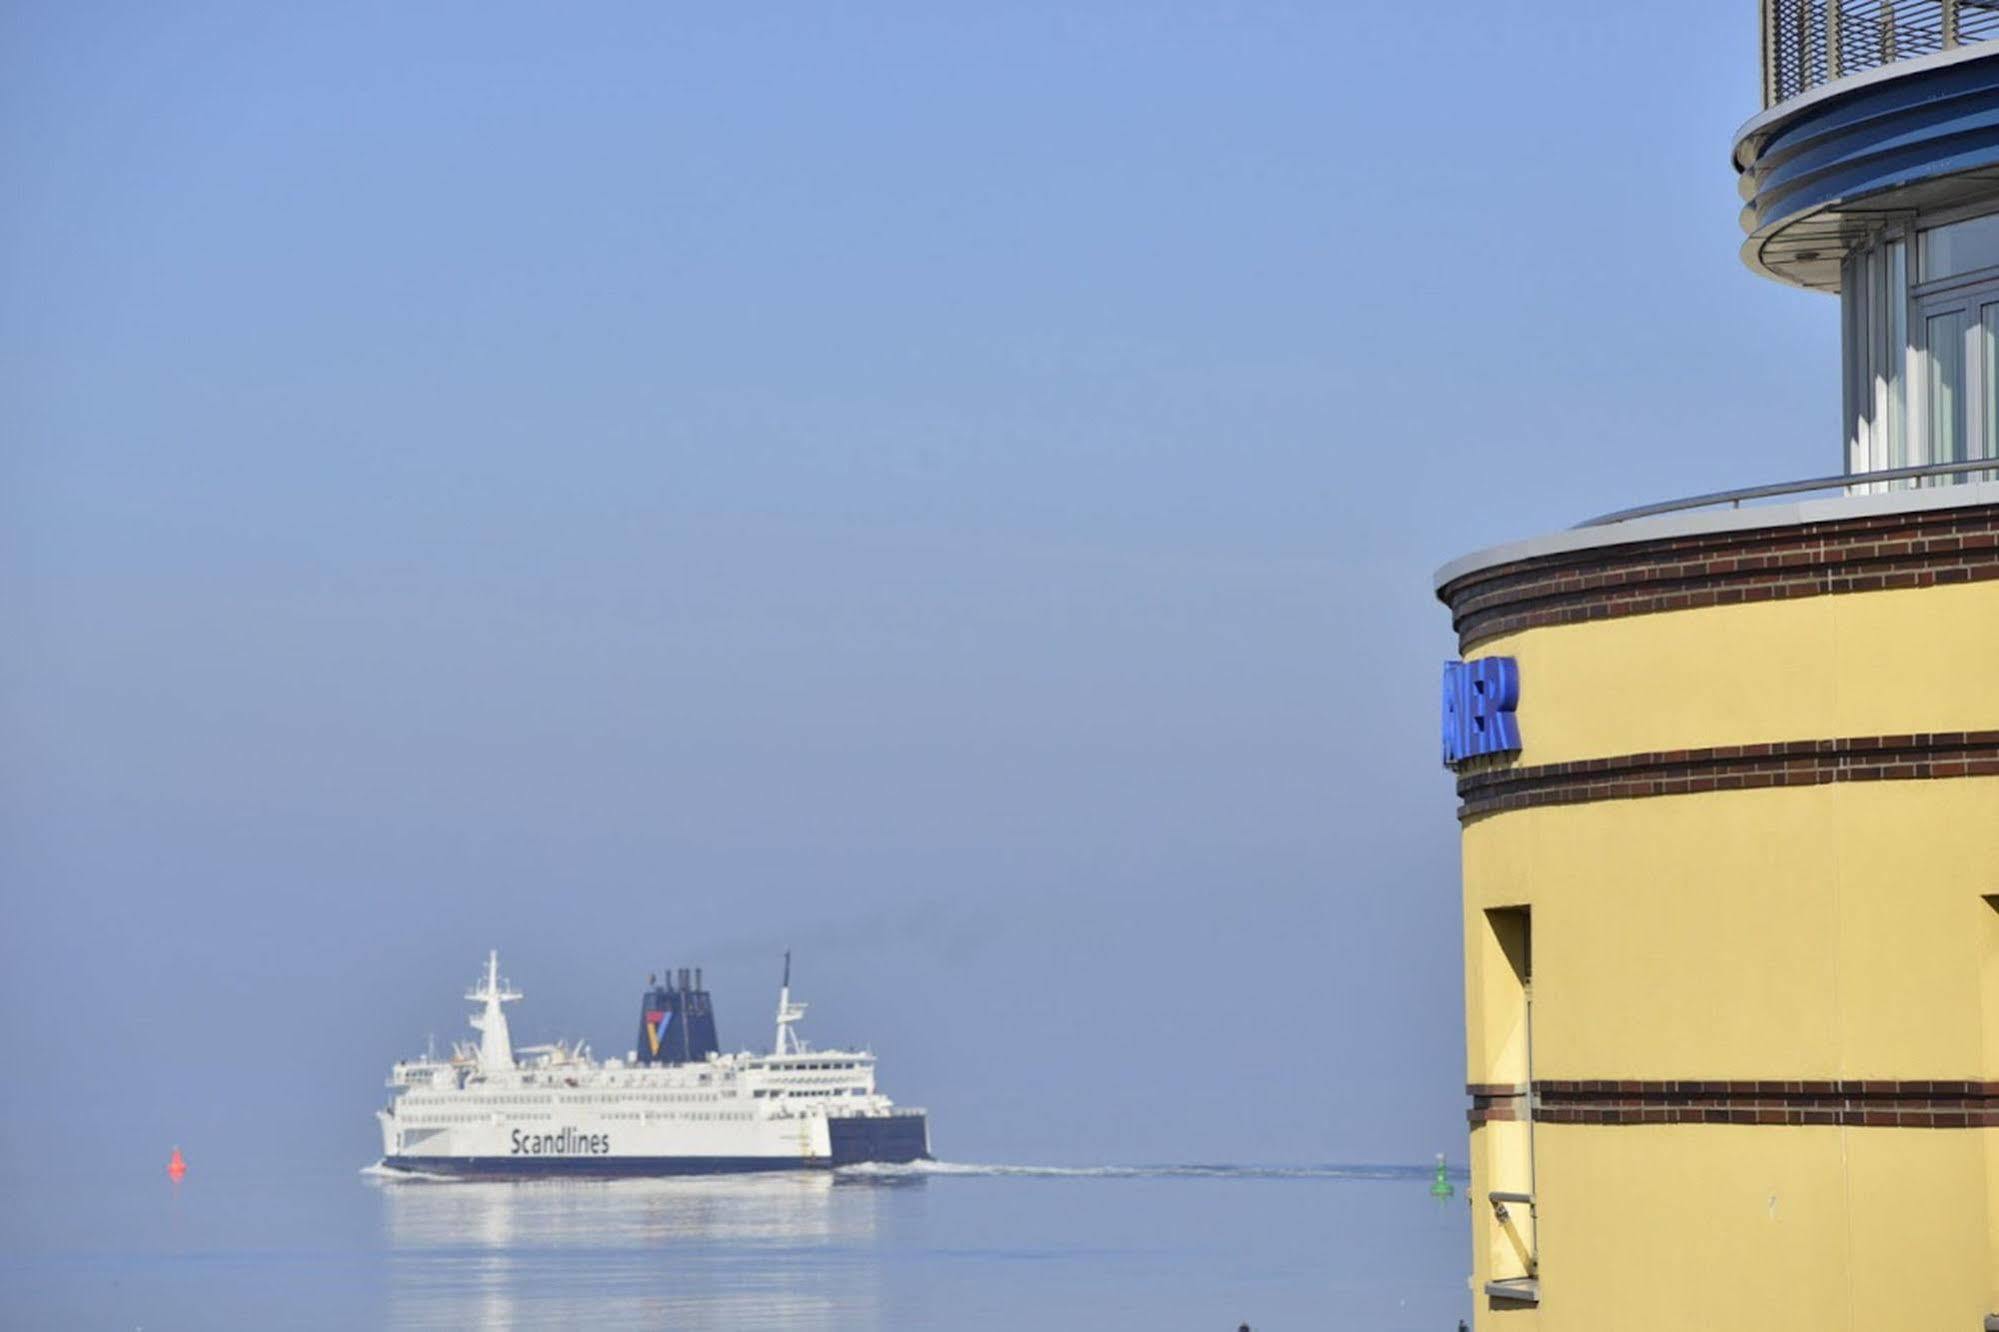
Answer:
top-left (635, 965), bottom-right (721, 1066)
top-left (682, 966), bottom-right (718, 1062)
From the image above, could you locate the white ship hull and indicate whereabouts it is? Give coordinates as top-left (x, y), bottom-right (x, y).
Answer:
top-left (380, 1098), bottom-right (929, 1177)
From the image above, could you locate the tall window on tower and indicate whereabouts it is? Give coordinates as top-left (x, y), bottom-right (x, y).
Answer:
top-left (1843, 212), bottom-right (1999, 486)
top-left (1478, 905), bottom-right (1536, 1301)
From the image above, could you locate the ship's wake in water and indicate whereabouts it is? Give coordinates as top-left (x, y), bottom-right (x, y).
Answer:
top-left (363, 1158), bottom-right (1447, 1184)
top-left (360, 1161), bottom-right (458, 1183)
top-left (835, 1160), bottom-right (1440, 1182)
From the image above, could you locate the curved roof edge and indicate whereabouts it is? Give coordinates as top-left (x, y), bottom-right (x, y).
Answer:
top-left (1432, 480), bottom-right (1999, 596)
top-left (1732, 41), bottom-right (1999, 170)
top-left (1733, 43), bottom-right (1999, 291)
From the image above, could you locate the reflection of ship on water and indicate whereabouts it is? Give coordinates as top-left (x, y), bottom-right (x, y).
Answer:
top-left (375, 1171), bottom-right (892, 1328)
top-left (377, 1172), bottom-right (853, 1249)
top-left (376, 952), bottom-right (931, 1177)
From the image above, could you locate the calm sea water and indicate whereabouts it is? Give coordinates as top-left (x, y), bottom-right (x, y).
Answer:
top-left (3, 1161), bottom-right (1471, 1329)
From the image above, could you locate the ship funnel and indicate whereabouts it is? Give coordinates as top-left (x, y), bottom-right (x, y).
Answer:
top-left (634, 965), bottom-right (721, 1066)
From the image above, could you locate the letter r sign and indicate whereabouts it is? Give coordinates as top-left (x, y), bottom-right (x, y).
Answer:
top-left (1441, 657), bottom-right (1521, 767)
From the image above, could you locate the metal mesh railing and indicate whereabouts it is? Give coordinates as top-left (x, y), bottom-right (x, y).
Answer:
top-left (1762, 0), bottom-right (1999, 105)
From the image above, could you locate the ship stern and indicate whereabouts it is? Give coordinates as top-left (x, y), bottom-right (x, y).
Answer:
top-left (827, 1112), bottom-right (929, 1166)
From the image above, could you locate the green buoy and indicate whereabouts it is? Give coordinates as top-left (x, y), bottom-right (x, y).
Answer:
top-left (1429, 1154), bottom-right (1455, 1199)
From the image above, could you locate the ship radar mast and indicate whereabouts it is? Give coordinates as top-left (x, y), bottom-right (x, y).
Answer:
top-left (774, 949), bottom-right (809, 1056)
top-left (466, 949), bottom-right (522, 1073)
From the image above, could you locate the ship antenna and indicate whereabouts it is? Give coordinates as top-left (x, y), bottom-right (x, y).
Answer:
top-left (774, 949), bottom-right (807, 1056)
top-left (465, 949), bottom-right (523, 1074)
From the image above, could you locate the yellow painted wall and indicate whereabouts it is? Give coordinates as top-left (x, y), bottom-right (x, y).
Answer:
top-left (1456, 578), bottom-right (1999, 1329)
top-left (1492, 1123), bottom-right (1993, 1332)
top-left (1845, 1129), bottom-right (1995, 1330)
top-left (1463, 779), bottom-right (1999, 1081)
top-left (1470, 580), bottom-right (1999, 768)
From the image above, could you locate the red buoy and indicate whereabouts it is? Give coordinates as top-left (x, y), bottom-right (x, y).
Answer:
top-left (167, 1147), bottom-right (187, 1180)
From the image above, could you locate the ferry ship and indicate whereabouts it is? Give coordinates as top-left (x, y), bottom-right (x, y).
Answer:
top-left (375, 952), bottom-right (930, 1176)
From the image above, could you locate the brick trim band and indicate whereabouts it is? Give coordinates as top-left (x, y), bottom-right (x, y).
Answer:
top-left (1466, 1082), bottom-right (1528, 1097)
top-left (1467, 1088), bottom-right (1527, 1126)
top-left (1456, 731), bottom-right (1999, 821)
top-left (1436, 502), bottom-right (1999, 653)
top-left (1467, 1080), bottom-right (1999, 1129)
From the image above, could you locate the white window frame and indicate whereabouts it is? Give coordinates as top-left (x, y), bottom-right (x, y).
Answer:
top-left (1843, 210), bottom-right (1999, 485)
top-left (1912, 273), bottom-right (1999, 475)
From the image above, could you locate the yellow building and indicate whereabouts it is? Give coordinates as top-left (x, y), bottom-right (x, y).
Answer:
top-left (1435, 7), bottom-right (1999, 1328)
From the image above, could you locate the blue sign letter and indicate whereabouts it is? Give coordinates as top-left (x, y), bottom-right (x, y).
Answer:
top-left (1441, 657), bottom-right (1521, 767)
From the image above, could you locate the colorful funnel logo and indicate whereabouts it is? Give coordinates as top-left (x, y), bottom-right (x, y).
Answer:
top-left (645, 1010), bottom-right (672, 1056)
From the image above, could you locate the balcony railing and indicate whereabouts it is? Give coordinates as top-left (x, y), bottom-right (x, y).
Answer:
top-left (1578, 457), bottom-right (1999, 527)
top-left (1762, 0), bottom-right (1999, 107)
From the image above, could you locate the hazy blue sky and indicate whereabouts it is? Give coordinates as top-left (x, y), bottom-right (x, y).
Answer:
top-left (2, 2), bottom-right (1830, 1173)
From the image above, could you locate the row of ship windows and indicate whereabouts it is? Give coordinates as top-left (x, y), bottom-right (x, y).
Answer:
top-left (402, 1087), bottom-right (860, 1109)
top-left (409, 1080), bottom-right (855, 1096)
top-left (404, 1086), bottom-right (859, 1107)
top-left (401, 1104), bottom-right (751, 1112)
top-left (406, 1092), bottom-right (727, 1106)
